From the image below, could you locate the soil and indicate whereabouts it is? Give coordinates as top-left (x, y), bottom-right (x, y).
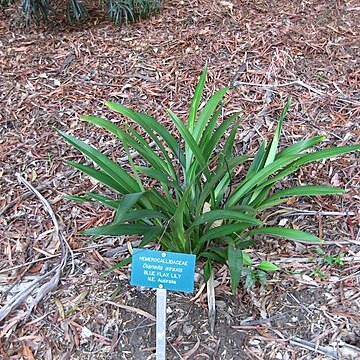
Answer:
top-left (1, 0), bottom-right (360, 359)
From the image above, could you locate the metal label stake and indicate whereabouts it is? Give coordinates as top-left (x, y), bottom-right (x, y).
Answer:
top-left (156, 288), bottom-right (167, 360)
top-left (130, 249), bottom-right (196, 360)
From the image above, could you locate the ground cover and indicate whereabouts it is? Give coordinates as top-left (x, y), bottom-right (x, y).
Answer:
top-left (0, 0), bottom-right (359, 358)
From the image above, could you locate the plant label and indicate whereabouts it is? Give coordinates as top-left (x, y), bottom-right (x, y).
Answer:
top-left (131, 249), bottom-right (196, 293)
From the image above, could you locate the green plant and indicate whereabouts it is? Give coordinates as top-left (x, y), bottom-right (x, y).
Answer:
top-left (107, 0), bottom-right (160, 25)
top-left (21, 0), bottom-right (53, 23)
top-left (1, 0), bottom-right (13, 6)
top-left (59, 65), bottom-right (360, 293)
top-left (66, 0), bottom-right (86, 23)
top-left (17, 0), bottom-right (160, 25)
top-left (315, 246), bottom-right (345, 266)
top-left (241, 255), bottom-right (280, 288)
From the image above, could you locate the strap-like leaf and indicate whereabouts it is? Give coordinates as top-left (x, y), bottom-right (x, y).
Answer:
top-left (65, 160), bottom-right (126, 194)
top-left (199, 251), bottom-right (225, 263)
top-left (167, 109), bottom-right (211, 182)
top-left (139, 226), bottom-right (164, 247)
top-left (247, 226), bottom-right (322, 243)
top-left (226, 155), bottom-right (299, 207)
top-left (263, 98), bottom-right (291, 167)
top-left (188, 64), bottom-right (207, 133)
top-left (276, 135), bottom-right (326, 159)
top-left (203, 114), bottom-right (239, 161)
top-left (84, 192), bottom-right (121, 209)
top-left (228, 246), bottom-right (243, 294)
top-left (193, 87), bottom-right (228, 141)
top-left (58, 130), bottom-right (139, 193)
top-left (198, 223), bottom-right (248, 244)
top-left (105, 101), bottom-right (185, 168)
top-left (114, 192), bottom-right (145, 223)
top-left (190, 210), bottom-right (262, 228)
top-left (260, 185), bottom-right (346, 207)
top-left (259, 144), bottom-right (360, 191)
top-left (122, 209), bottom-right (169, 222)
top-left (197, 155), bottom-right (248, 214)
top-left (84, 223), bottom-right (161, 236)
top-left (136, 166), bottom-right (182, 192)
top-left (246, 141), bottom-right (266, 180)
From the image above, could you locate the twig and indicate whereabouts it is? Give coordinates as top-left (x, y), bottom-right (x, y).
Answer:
top-left (278, 207), bottom-right (357, 217)
top-left (0, 243), bottom-right (111, 275)
top-left (0, 170), bottom-right (77, 216)
top-left (290, 337), bottom-right (338, 359)
top-left (234, 79), bottom-right (325, 95)
top-left (233, 80), bottom-right (360, 106)
top-left (0, 175), bottom-right (73, 322)
top-left (0, 184), bottom-right (49, 217)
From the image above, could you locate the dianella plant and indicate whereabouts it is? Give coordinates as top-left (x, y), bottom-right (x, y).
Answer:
top-left (59, 65), bottom-right (360, 293)
top-left (14, 0), bottom-right (161, 25)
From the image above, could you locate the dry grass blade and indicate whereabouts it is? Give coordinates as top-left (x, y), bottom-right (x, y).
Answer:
top-left (104, 300), bottom-right (156, 321)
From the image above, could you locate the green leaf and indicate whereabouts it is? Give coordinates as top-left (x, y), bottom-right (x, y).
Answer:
top-left (84, 223), bottom-right (161, 237)
top-left (242, 252), bottom-right (252, 266)
top-left (200, 106), bottom-right (223, 150)
top-left (114, 192), bottom-right (144, 224)
top-left (291, 144), bottom-right (360, 167)
top-left (193, 87), bottom-right (228, 142)
top-left (263, 98), bottom-right (290, 167)
top-left (139, 226), bottom-right (164, 247)
top-left (247, 226), bottom-right (322, 243)
top-left (190, 210), bottom-right (262, 228)
top-left (167, 109), bottom-right (210, 182)
top-left (204, 259), bottom-right (212, 283)
top-left (124, 125), bottom-right (172, 175)
top-left (202, 114), bottom-right (236, 161)
top-left (246, 141), bottom-right (266, 179)
top-left (104, 256), bottom-right (132, 275)
top-left (199, 251), bottom-right (226, 263)
top-left (145, 189), bottom-right (177, 214)
top-left (226, 155), bottom-right (299, 207)
top-left (245, 272), bottom-right (256, 288)
top-left (228, 246), bottom-right (243, 294)
top-left (260, 186), bottom-right (346, 207)
top-left (122, 209), bottom-right (169, 222)
top-left (199, 223), bottom-right (249, 245)
top-left (64, 194), bottom-right (93, 203)
top-left (136, 166), bottom-right (182, 192)
top-left (315, 246), bottom-right (325, 255)
top-left (188, 64), bottom-right (207, 133)
top-left (58, 130), bottom-right (139, 193)
top-left (276, 135), bottom-right (326, 158)
top-left (258, 144), bottom-right (360, 196)
top-left (105, 102), bottom-right (185, 168)
top-left (173, 189), bottom-right (191, 252)
top-left (236, 239), bottom-right (255, 249)
top-left (198, 155), bottom-right (248, 212)
top-left (255, 270), bottom-right (268, 285)
top-left (65, 160), bottom-right (126, 194)
top-left (257, 261), bottom-right (280, 272)
top-left (84, 192), bottom-right (121, 209)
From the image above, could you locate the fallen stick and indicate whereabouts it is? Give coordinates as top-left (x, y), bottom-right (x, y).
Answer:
top-left (0, 175), bottom-right (73, 322)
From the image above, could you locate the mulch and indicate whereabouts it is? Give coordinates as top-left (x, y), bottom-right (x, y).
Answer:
top-left (0, 0), bottom-right (360, 359)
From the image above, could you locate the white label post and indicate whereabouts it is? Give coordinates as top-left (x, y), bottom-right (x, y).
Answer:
top-left (156, 288), bottom-right (167, 360)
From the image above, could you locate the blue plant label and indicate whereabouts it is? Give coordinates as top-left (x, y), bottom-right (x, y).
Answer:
top-left (130, 249), bottom-right (196, 293)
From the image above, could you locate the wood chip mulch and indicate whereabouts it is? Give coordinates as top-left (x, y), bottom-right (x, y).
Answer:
top-left (0, 0), bottom-right (360, 359)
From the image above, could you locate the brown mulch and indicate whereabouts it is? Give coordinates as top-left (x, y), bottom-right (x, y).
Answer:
top-left (1, 0), bottom-right (360, 359)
